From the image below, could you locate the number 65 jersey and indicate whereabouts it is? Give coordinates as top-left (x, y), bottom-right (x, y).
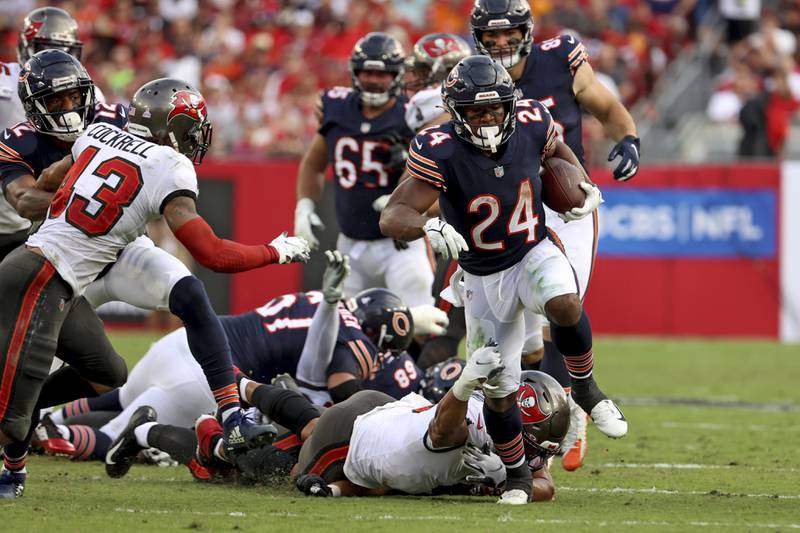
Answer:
top-left (27, 122), bottom-right (198, 296)
top-left (406, 99), bottom-right (557, 276)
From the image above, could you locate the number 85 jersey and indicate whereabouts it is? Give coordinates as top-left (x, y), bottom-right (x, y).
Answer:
top-left (406, 99), bottom-right (557, 276)
top-left (28, 122), bottom-right (198, 295)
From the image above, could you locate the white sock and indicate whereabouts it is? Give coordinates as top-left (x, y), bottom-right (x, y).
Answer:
top-left (134, 422), bottom-right (157, 448)
top-left (50, 409), bottom-right (65, 425)
top-left (220, 406), bottom-right (237, 424)
top-left (55, 424), bottom-right (70, 440)
top-left (239, 378), bottom-right (254, 403)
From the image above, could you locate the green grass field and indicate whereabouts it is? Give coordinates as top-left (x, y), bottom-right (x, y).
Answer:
top-left (4, 333), bottom-right (800, 532)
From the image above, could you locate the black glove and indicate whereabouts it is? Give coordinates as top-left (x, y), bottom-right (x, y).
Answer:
top-left (295, 474), bottom-right (332, 497)
top-left (607, 135), bottom-right (640, 181)
top-left (380, 132), bottom-right (411, 172)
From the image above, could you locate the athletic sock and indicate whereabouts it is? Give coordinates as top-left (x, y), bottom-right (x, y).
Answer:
top-left (68, 425), bottom-right (111, 461)
top-left (250, 384), bottom-right (321, 438)
top-left (134, 421), bottom-right (158, 449)
top-left (540, 340), bottom-right (572, 389)
top-left (2, 451), bottom-right (27, 473)
top-left (550, 310), bottom-right (594, 380)
top-left (168, 276), bottom-right (240, 417)
top-left (53, 389), bottom-right (123, 425)
top-left (483, 401), bottom-right (526, 470)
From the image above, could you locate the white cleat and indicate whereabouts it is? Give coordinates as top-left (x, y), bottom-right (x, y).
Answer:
top-left (589, 399), bottom-right (627, 438)
top-left (497, 489), bottom-right (529, 505)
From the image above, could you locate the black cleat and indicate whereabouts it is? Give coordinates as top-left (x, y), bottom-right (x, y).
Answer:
top-left (0, 469), bottom-right (26, 499)
top-left (105, 405), bottom-right (157, 478)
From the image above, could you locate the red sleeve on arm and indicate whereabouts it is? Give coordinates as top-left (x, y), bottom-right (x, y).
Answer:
top-left (173, 217), bottom-right (279, 273)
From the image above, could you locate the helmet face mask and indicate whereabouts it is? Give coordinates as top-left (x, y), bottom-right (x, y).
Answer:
top-left (19, 49), bottom-right (95, 142)
top-left (443, 56), bottom-right (518, 153)
top-left (128, 78), bottom-right (213, 165)
top-left (18, 7), bottom-right (82, 65)
top-left (347, 288), bottom-right (414, 354)
top-left (516, 371), bottom-right (570, 459)
top-left (470, 0), bottom-right (534, 69)
top-left (349, 32), bottom-right (406, 108)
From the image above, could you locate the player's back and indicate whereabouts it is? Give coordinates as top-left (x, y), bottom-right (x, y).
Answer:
top-left (27, 122), bottom-right (198, 295)
top-left (344, 392), bottom-right (489, 493)
top-left (0, 62), bottom-right (26, 129)
top-left (516, 34), bottom-right (589, 168)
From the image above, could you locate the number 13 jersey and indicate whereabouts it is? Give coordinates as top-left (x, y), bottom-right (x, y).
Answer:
top-left (28, 122), bottom-right (199, 295)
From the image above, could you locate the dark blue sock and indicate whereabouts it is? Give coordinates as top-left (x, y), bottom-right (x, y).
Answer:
top-left (540, 340), bottom-right (572, 390)
top-left (550, 310), bottom-right (594, 380)
top-left (483, 401), bottom-right (525, 469)
top-left (86, 388), bottom-right (122, 412)
top-left (169, 276), bottom-right (239, 415)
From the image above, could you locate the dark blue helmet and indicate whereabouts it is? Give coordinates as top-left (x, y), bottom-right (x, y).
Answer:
top-left (470, 0), bottom-right (533, 68)
top-left (18, 49), bottom-right (95, 141)
top-left (420, 357), bottom-right (465, 403)
top-left (347, 288), bottom-right (414, 354)
top-left (349, 32), bottom-right (406, 107)
top-left (442, 55), bottom-right (518, 153)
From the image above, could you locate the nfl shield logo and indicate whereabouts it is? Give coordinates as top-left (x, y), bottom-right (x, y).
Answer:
top-left (494, 166), bottom-right (504, 178)
top-left (360, 122), bottom-right (371, 133)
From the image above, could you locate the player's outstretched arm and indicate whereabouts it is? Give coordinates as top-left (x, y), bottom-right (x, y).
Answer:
top-left (164, 195), bottom-right (310, 273)
top-left (379, 175), bottom-right (439, 241)
top-left (294, 133), bottom-right (329, 248)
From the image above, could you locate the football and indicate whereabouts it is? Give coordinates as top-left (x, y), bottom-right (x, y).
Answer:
top-left (540, 157), bottom-right (588, 214)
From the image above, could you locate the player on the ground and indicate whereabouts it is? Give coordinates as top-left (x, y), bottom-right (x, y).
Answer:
top-left (293, 32), bottom-right (434, 307)
top-left (379, 55), bottom-right (625, 504)
top-left (0, 71), bottom-right (308, 498)
top-left (470, 0), bottom-right (640, 470)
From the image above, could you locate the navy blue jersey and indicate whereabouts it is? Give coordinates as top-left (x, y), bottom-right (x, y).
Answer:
top-left (407, 99), bottom-right (558, 276)
top-left (364, 352), bottom-right (422, 399)
top-left (221, 291), bottom-right (379, 385)
top-left (516, 35), bottom-right (589, 170)
top-left (319, 87), bottom-right (413, 240)
top-left (0, 102), bottom-right (128, 191)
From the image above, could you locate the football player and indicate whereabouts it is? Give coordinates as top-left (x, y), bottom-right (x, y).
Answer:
top-left (379, 56), bottom-right (623, 504)
top-left (0, 71), bottom-right (308, 498)
top-left (470, 0), bottom-right (640, 470)
top-left (293, 32), bottom-right (434, 307)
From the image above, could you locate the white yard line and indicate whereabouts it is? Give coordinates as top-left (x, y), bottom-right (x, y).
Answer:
top-left (559, 486), bottom-right (800, 500)
top-left (591, 462), bottom-right (800, 473)
top-left (661, 421), bottom-right (800, 432)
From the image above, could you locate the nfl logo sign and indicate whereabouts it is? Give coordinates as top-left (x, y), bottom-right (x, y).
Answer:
top-left (360, 122), bottom-right (371, 133)
top-left (494, 166), bottom-right (504, 178)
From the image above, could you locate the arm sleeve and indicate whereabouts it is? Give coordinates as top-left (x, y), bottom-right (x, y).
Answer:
top-left (295, 300), bottom-right (341, 387)
top-left (173, 216), bottom-right (279, 272)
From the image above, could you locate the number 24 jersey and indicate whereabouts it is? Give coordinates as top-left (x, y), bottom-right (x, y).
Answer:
top-left (406, 99), bottom-right (558, 276)
top-left (28, 122), bottom-right (198, 295)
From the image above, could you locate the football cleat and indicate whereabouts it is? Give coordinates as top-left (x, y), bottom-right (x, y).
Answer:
top-left (561, 396), bottom-right (588, 471)
top-left (497, 489), bottom-right (529, 505)
top-left (222, 410), bottom-right (278, 457)
top-left (0, 469), bottom-right (26, 499)
top-left (195, 414), bottom-right (225, 465)
top-left (271, 373), bottom-right (301, 393)
top-left (31, 413), bottom-right (75, 457)
top-left (589, 399), bottom-right (628, 439)
top-left (105, 405), bottom-right (157, 479)
top-left (187, 457), bottom-right (214, 482)
top-left (571, 378), bottom-right (628, 439)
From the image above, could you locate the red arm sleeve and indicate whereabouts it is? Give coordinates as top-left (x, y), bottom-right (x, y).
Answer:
top-left (173, 216), bottom-right (279, 273)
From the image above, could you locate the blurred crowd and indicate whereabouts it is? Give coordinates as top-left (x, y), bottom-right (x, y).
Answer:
top-left (706, 0), bottom-right (800, 158)
top-left (0, 0), bottom-right (702, 160)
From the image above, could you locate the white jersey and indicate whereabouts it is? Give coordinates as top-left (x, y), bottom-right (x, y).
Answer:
top-left (0, 61), bottom-right (31, 234)
top-left (28, 122), bottom-right (198, 295)
top-left (405, 86), bottom-right (445, 132)
top-left (344, 392), bottom-right (491, 494)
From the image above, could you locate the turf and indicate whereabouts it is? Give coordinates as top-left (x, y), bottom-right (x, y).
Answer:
top-left (3, 334), bottom-right (799, 532)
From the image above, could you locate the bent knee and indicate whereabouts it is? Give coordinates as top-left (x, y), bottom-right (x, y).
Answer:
top-left (544, 294), bottom-right (582, 326)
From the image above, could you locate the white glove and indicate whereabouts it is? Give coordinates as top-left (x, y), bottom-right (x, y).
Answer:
top-left (451, 341), bottom-right (504, 401)
top-left (294, 198), bottom-right (325, 249)
top-left (371, 194), bottom-right (391, 212)
top-left (423, 218), bottom-right (469, 260)
top-left (321, 250), bottom-right (350, 303)
top-left (559, 182), bottom-right (603, 222)
top-left (410, 305), bottom-right (450, 336)
top-left (269, 232), bottom-right (311, 264)
top-left (460, 443), bottom-right (506, 488)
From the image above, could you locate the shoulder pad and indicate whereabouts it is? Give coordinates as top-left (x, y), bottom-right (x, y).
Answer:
top-left (319, 86), bottom-right (355, 131)
top-left (537, 34), bottom-right (588, 76)
top-left (0, 122), bottom-right (39, 160)
top-left (406, 124), bottom-right (454, 191)
top-left (92, 103), bottom-right (128, 129)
